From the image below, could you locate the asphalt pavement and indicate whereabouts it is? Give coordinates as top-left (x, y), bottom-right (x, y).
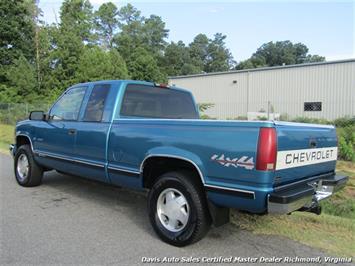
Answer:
top-left (0, 153), bottom-right (351, 265)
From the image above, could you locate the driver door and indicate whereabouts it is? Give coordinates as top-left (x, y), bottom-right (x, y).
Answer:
top-left (35, 86), bottom-right (87, 159)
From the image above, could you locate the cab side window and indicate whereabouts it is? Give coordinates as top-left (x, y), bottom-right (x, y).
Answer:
top-left (50, 87), bottom-right (86, 121)
top-left (83, 84), bottom-right (110, 122)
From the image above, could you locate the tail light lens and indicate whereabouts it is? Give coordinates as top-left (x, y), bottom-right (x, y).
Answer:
top-left (256, 127), bottom-right (277, 171)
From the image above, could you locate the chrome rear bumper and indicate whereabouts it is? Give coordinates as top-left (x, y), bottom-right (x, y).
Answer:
top-left (268, 174), bottom-right (348, 214)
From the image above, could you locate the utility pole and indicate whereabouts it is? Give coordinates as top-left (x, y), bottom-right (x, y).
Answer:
top-left (34, 0), bottom-right (41, 91)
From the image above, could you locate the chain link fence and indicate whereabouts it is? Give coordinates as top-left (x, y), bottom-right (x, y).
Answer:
top-left (0, 103), bottom-right (51, 125)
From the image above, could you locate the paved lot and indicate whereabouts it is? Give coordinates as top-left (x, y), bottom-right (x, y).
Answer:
top-left (0, 153), bottom-right (351, 265)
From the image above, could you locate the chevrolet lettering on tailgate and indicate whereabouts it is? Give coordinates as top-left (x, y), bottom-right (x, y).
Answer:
top-left (276, 147), bottom-right (338, 170)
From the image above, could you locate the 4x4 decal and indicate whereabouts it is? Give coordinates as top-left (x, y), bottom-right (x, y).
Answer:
top-left (211, 154), bottom-right (255, 170)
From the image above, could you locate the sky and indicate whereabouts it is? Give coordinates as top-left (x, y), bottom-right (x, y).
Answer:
top-left (39, 0), bottom-right (355, 62)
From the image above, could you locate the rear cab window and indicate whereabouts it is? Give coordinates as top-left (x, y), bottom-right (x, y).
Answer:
top-left (83, 84), bottom-right (111, 122)
top-left (119, 84), bottom-right (199, 119)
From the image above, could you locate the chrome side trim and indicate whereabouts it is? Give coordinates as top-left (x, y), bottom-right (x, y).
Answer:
top-left (140, 154), bottom-right (205, 184)
top-left (204, 184), bottom-right (256, 199)
top-left (34, 150), bottom-right (105, 168)
top-left (107, 165), bottom-right (140, 175)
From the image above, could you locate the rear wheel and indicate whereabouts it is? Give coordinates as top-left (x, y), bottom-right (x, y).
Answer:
top-left (148, 171), bottom-right (211, 246)
top-left (14, 144), bottom-right (43, 187)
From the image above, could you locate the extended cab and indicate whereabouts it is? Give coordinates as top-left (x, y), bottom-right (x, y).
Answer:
top-left (10, 80), bottom-right (348, 246)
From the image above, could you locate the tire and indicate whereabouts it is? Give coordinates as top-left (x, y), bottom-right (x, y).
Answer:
top-left (148, 171), bottom-right (211, 246)
top-left (14, 144), bottom-right (43, 187)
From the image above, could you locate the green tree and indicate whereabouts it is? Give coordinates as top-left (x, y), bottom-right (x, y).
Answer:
top-left (5, 56), bottom-right (37, 102)
top-left (76, 47), bottom-right (128, 82)
top-left (142, 15), bottom-right (169, 56)
top-left (60, 0), bottom-right (94, 43)
top-left (118, 3), bottom-right (142, 24)
top-left (189, 33), bottom-right (234, 73)
top-left (235, 56), bottom-right (266, 70)
top-left (0, 0), bottom-right (35, 82)
top-left (237, 41), bottom-right (325, 69)
top-left (127, 47), bottom-right (165, 82)
top-left (114, 4), bottom-right (169, 63)
top-left (205, 33), bottom-right (235, 72)
top-left (114, 4), bottom-right (144, 61)
top-left (49, 0), bottom-right (94, 90)
top-left (189, 34), bottom-right (209, 71)
top-left (94, 2), bottom-right (119, 49)
top-left (163, 41), bottom-right (201, 76)
top-left (35, 25), bottom-right (67, 101)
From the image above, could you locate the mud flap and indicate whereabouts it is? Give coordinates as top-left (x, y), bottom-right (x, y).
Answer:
top-left (208, 201), bottom-right (230, 227)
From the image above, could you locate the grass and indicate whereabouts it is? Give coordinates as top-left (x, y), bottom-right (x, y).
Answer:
top-left (231, 161), bottom-right (355, 257)
top-left (231, 211), bottom-right (355, 257)
top-left (0, 123), bottom-right (14, 153)
top-left (321, 161), bottom-right (355, 219)
top-left (1, 123), bottom-right (354, 255)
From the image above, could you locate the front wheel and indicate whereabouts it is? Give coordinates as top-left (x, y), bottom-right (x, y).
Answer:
top-left (148, 171), bottom-right (211, 246)
top-left (14, 144), bottom-right (43, 187)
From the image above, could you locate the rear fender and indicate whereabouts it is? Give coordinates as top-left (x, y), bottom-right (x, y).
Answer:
top-left (141, 146), bottom-right (206, 185)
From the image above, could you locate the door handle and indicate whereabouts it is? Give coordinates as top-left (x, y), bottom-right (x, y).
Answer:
top-left (68, 129), bottom-right (77, 135)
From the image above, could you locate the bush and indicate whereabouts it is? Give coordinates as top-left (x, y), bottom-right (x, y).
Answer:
top-left (290, 116), bottom-right (331, 125)
top-left (226, 116), bottom-right (248, 120)
top-left (333, 116), bottom-right (355, 127)
top-left (198, 103), bottom-right (215, 112)
top-left (338, 137), bottom-right (354, 161)
top-left (200, 114), bottom-right (216, 120)
top-left (281, 116), bottom-right (355, 162)
top-left (337, 126), bottom-right (355, 162)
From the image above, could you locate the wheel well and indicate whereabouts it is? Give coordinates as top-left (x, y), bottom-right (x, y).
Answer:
top-left (142, 156), bottom-right (227, 226)
top-left (16, 135), bottom-right (31, 148)
top-left (142, 156), bottom-right (204, 189)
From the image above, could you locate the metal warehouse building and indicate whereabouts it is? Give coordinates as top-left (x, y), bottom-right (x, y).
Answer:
top-left (168, 59), bottom-right (355, 120)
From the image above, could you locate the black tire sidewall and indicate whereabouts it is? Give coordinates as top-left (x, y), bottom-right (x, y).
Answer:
top-left (148, 175), bottom-right (200, 246)
top-left (14, 146), bottom-right (32, 186)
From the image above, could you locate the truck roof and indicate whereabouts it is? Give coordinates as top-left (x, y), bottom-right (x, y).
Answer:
top-left (71, 80), bottom-right (190, 94)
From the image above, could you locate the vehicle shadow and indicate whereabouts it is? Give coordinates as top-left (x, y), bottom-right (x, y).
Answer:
top-left (40, 170), bottom-right (156, 237)
top-left (39, 170), bottom-right (241, 245)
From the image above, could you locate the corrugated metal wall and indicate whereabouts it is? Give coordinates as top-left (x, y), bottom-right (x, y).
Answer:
top-left (169, 60), bottom-right (355, 120)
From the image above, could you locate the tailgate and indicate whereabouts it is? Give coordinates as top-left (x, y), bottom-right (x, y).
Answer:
top-left (274, 121), bottom-right (338, 185)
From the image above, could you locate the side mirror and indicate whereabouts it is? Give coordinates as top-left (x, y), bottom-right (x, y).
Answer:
top-left (29, 111), bottom-right (45, 121)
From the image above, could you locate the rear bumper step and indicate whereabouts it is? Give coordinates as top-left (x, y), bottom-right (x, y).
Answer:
top-left (268, 174), bottom-right (348, 214)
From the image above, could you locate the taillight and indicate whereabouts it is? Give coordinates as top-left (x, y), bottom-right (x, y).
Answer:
top-left (256, 127), bottom-right (277, 171)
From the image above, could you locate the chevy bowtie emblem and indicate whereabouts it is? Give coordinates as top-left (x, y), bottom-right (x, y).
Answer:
top-left (211, 154), bottom-right (255, 170)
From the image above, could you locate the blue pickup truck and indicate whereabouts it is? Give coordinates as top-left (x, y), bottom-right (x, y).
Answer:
top-left (10, 80), bottom-right (348, 246)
